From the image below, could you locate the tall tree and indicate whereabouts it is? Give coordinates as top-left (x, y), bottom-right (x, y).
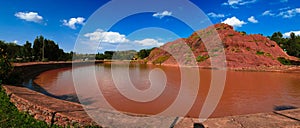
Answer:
top-left (23, 41), bottom-right (32, 61)
top-left (33, 36), bottom-right (44, 61)
top-left (286, 32), bottom-right (300, 58)
top-left (270, 32), bottom-right (284, 47)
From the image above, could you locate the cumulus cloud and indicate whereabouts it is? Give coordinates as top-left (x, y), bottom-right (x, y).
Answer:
top-left (153, 11), bottom-right (172, 19)
top-left (83, 29), bottom-right (165, 51)
top-left (223, 0), bottom-right (257, 8)
top-left (262, 10), bottom-right (275, 16)
top-left (15, 12), bottom-right (43, 23)
top-left (207, 12), bottom-right (225, 18)
top-left (134, 39), bottom-right (164, 47)
top-left (247, 16), bottom-right (258, 23)
top-left (278, 8), bottom-right (300, 18)
top-left (62, 17), bottom-right (85, 29)
top-left (283, 31), bottom-right (300, 37)
top-left (222, 16), bottom-right (246, 27)
top-left (84, 29), bottom-right (129, 43)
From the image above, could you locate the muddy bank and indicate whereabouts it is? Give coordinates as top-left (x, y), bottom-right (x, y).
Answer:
top-left (149, 62), bottom-right (300, 73)
top-left (13, 61), bottom-right (104, 82)
top-left (3, 85), bottom-right (300, 127)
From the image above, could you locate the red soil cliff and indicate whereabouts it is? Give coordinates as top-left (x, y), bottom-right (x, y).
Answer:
top-left (147, 23), bottom-right (296, 68)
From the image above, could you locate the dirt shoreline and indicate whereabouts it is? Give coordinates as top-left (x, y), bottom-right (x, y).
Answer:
top-left (13, 60), bottom-right (300, 75)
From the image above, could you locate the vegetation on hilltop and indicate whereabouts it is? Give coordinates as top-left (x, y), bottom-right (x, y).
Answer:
top-left (269, 32), bottom-right (300, 58)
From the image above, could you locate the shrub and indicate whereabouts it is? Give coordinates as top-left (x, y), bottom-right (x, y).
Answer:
top-left (265, 53), bottom-right (272, 57)
top-left (228, 33), bottom-right (234, 37)
top-left (239, 31), bottom-right (246, 36)
top-left (256, 51), bottom-right (265, 55)
top-left (246, 47), bottom-right (251, 51)
top-left (153, 55), bottom-right (170, 65)
top-left (196, 55), bottom-right (209, 62)
top-left (277, 57), bottom-right (291, 65)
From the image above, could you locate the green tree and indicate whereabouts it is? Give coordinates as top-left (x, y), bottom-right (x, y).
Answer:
top-left (33, 36), bottom-right (44, 61)
top-left (95, 53), bottom-right (105, 60)
top-left (0, 46), bottom-right (13, 84)
top-left (23, 41), bottom-right (32, 61)
top-left (137, 48), bottom-right (154, 59)
top-left (104, 51), bottom-right (115, 59)
top-left (270, 32), bottom-right (286, 48)
top-left (6, 43), bottom-right (22, 61)
top-left (286, 32), bottom-right (300, 58)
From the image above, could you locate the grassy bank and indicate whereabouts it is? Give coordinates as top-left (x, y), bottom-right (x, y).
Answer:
top-left (0, 86), bottom-right (60, 128)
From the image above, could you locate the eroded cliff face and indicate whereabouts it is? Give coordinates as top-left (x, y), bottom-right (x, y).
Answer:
top-left (147, 23), bottom-right (295, 68)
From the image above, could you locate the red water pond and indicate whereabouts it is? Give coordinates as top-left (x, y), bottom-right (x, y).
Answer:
top-left (33, 64), bottom-right (300, 118)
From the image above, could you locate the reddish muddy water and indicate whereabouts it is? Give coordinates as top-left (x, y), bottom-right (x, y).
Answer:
top-left (33, 64), bottom-right (300, 118)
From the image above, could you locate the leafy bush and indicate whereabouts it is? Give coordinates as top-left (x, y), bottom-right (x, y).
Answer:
top-left (228, 33), bottom-right (234, 37)
top-left (196, 55), bottom-right (209, 62)
top-left (246, 47), bottom-right (251, 51)
top-left (239, 31), bottom-right (246, 36)
top-left (265, 53), bottom-right (272, 57)
top-left (277, 57), bottom-right (291, 65)
top-left (256, 51), bottom-right (265, 55)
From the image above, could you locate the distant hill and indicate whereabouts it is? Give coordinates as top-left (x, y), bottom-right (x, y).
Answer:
top-left (147, 23), bottom-right (298, 68)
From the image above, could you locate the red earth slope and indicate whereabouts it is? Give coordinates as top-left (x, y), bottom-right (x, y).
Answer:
top-left (147, 23), bottom-right (296, 68)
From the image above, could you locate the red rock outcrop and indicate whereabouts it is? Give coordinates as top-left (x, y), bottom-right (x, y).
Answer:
top-left (147, 23), bottom-right (296, 68)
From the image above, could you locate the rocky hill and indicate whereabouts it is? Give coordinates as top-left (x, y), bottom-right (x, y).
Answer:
top-left (147, 23), bottom-right (297, 68)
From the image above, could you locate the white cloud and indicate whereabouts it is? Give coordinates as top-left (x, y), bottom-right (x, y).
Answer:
top-left (153, 11), bottom-right (172, 19)
top-left (84, 29), bottom-right (129, 43)
top-left (134, 38), bottom-right (164, 47)
top-left (247, 16), bottom-right (258, 23)
top-left (283, 31), bottom-right (300, 37)
top-left (223, 0), bottom-right (257, 8)
top-left (62, 17), bottom-right (85, 29)
top-left (262, 10), bottom-right (275, 16)
top-left (222, 16), bottom-right (247, 27)
top-left (12, 40), bottom-right (18, 44)
top-left (279, 7), bottom-right (291, 11)
top-left (278, 8), bottom-right (300, 18)
top-left (207, 12), bottom-right (225, 18)
top-left (15, 12), bottom-right (43, 23)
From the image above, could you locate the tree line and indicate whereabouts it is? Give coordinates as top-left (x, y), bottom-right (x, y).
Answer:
top-left (94, 48), bottom-right (154, 60)
top-left (269, 32), bottom-right (300, 58)
top-left (0, 34), bottom-right (155, 63)
top-left (0, 36), bottom-right (72, 62)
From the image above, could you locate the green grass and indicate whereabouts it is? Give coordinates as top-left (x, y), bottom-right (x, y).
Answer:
top-left (0, 86), bottom-right (61, 128)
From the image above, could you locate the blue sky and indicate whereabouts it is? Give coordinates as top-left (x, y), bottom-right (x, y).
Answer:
top-left (0, 0), bottom-right (300, 53)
